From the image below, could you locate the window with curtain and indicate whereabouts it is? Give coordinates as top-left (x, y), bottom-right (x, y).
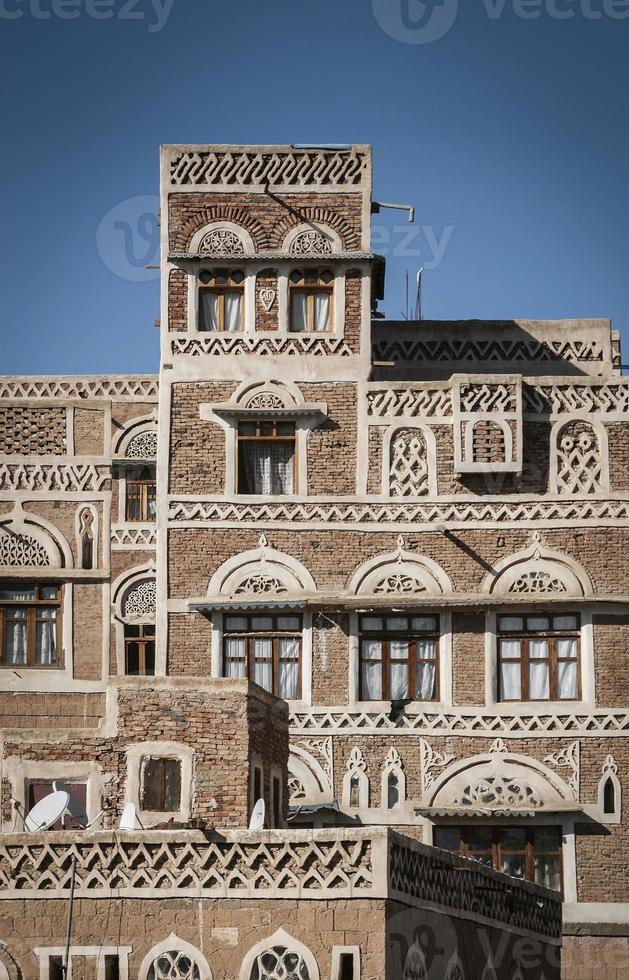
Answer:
top-left (0, 584), bottom-right (61, 667)
top-left (497, 613), bottom-right (580, 702)
top-left (289, 268), bottom-right (334, 333)
top-left (434, 825), bottom-right (563, 892)
top-left (198, 269), bottom-right (245, 331)
top-left (223, 613), bottom-right (302, 699)
top-left (125, 465), bottom-right (157, 521)
top-left (140, 757), bottom-right (182, 811)
top-left (237, 420), bottom-right (296, 495)
top-left (124, 623), bottom-right (155, 676)
top-left (359, 614), bottom-right (439, 701)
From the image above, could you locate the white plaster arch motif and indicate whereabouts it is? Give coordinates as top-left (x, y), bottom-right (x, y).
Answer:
top-left (239, 929), bottom-right (319, 980)
top-left (0, 504), bottom-right (73, 569)
top-left (283, 222), bottom-right (342, 256)
top-left (482, 532), bottom-right (592, 597)
top-left (138, 935), bottom-right (212, 980)
top-left (190, 221), bottom-right (255, 256)
top-left (348, 537), bottom-right (452, 598)
top-left (208, 535), bottom-right (316, 598)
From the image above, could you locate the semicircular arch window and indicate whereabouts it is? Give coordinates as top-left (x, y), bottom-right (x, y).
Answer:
top-left (249, 946), bottom-right (311, 980)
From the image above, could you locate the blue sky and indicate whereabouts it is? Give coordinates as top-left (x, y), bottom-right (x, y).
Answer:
top-left (1, 0), bottom-right (628, 375)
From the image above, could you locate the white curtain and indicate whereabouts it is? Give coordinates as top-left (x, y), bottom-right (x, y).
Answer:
top-left (499, 639), bottom-right (521, 700)
top-left (223, 293), bottom-right (241, 332)
top-left (5, 611), bottom-right (27, 665)
top-left (360, 639), bottom-right (382, 699)
top-left (291, 293), bottom-right (308, 332)
top-left (199, 291), bottom-right (218, 331)
top-left (557, 638), bottom-right (578, 698)
top-left (528, 639), bottom-right (550, 699)
top-left (313, 293), bottom-right (330, 331)
top-left (224, 637), bottom-right (246, 678)
top-left (278, 637), bottom-right (299, 699)
top-left (389, 640), bottom-right (409, 700)
top-left (252, 638), bottom-right (273, 692)
top-left (416, 639), bottom-right (436, 700)
top-left (35, 608), bottom-right (56, 665)
top-left (240, 442), bottom-right (294, 495)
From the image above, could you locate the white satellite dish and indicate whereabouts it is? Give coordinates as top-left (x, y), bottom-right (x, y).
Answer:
top-left (119, 802), bottom-right (142, 831)
top-left (53, 780), bottom-right (88, 827)
top-left (25, 790), bottom-right (69, 832)
top-left (249, 798), bottom-right (265, 830)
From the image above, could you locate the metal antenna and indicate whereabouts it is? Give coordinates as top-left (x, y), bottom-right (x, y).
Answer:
top-left (414, 268), bottom-right (424, 320)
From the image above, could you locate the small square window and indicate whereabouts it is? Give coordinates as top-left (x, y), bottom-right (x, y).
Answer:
top-left (141, 757), bottom-right (181, 812)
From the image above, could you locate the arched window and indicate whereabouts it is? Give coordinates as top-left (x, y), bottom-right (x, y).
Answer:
top-left (598, 755), bottom-right (621, 822)
top-left (552, 419), bottom-right (608, 494)
top-left (342, 748), bottom-right (369, 810)
top-left (381, 748), bottom-right (406, 810)
top-left (77, 506), bottom-right (96, 570)
top-left (249, 947), bottom-right (311, 980)
top-left (603, 778), bottom-right (616, 815)
top-left (470, 419), bottom-right (506, 465)
top-left (139, 937), bottom-right (211, 980)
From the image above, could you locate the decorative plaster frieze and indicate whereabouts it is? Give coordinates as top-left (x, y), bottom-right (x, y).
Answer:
top-left (171, 335), bottom-right (354, 357)
top-left (289, 708), bottom-right (629, 738)
top-left (420, 738), bottom-right (455, 797)
top-left (168, 147), bottom-right (369, 188)
top-left (167, 497), bottom-right (629, 527)
top-left (0, 462), bottom-right (110, 492)
top-left (111, 525), bottom-right (157, 549)
top-left (544, 741), bottom-right (580, 799)
top-left (0, 377), bottom-right (158, 400)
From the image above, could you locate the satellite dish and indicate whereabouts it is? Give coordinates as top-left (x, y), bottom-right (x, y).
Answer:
top-left (119, 802), bottom-right (141, 831)
top-left (53, 780), bottom-right (88, 827)
top-left (249, 798), bottom-right (265, 830)
top-left (25, 790), bottom-right (69, 832)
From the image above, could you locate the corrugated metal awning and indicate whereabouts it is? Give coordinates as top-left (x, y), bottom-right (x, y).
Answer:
top-left (189, 599), bottom-right (307, 612)
top-left (416, 804), bottom-right (583, 819)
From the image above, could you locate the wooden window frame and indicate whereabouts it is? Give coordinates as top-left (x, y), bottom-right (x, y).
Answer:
top-left (288, 268), bottom-right (334, 333)
top-left (435, 825), bottom-right (563, 893)
top-left (140, 756), bottom-right (182, 812)
top-left (497, 613), bottom-right (581, 702)
top-left (236, 419), bottom-right (297, 495)
top-left (223, 612), bottom-right (303, 699)
top-left (0, 583), bottom-right (62, 668)
top-left (198, 269), bottom-right (245, 332)
top-left (125, 466), bottom-right (156, 523)
top-left (124, 623), bottom-right (156, 676)
top-left (358, 614), bottom-right (440, 702)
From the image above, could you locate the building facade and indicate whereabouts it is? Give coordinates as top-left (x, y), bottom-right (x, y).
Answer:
top-left (0, 143), bottom-right (626, 978)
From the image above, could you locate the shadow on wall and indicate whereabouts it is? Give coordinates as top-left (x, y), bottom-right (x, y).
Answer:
top-left (370, 319), bottom-right (615, 382)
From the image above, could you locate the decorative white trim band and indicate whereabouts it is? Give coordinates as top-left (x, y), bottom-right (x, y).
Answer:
top-left (0, 463), bottom-right (110, 492)
top-left (0, 376), bottom-right (158, 400)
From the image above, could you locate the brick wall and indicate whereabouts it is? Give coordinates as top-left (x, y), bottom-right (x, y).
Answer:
top-left (0, 406), bottom-right (66, 454)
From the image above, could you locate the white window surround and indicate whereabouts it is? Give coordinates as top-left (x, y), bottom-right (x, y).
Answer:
top-left (0, 582), bottom-right (74, 692)
top-left (238, 929), bottom-right (320, 980)
top-left (381, 747), bottom-right (406, 809)
top-left (218, 415), bottom-right (316, 498)
top-left (1, 758), bottom-right (106, 833)
top-left (484, 610), bottom-right (595, 711)
top-left (549, 415), bottom-right (610, 494)
top-left (75, 504), bottom-right (99, 570)
top-left (331, 947), bottom-right (361, 980)
top-left (348, 610), bottom-right (453, 711)
top-left (111, 563), bottom-right (156, 676)
top-left (211, 610), bottom-right (313, 706)
top-left (138, 936), bottom-right (213, 980)
top-left (341, 747), bottom-right (370, 810)
top-left (187, 262), bottom-right (256, 334)
top-left (34, 947), bottom-right (131, 980)
top-left (124, 741), bottom-right (193, 827)
top-left (597, 755), bottom-right (622, 824)
top-left (279, 262), bottom-right (347, 338)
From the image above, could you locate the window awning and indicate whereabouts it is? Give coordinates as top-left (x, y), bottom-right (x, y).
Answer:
top-left (189, 598), bottom-right (307, 613)
top-left (415, 804), bottom-right (584, 819)
top-left (202, 403), bottom-right (328, 424)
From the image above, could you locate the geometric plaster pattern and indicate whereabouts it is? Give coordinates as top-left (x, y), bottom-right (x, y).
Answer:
top-left (249, 947), bottom-right (310, 980)
top-left (0, 528), bottom-right (50, 566)
top-left (420, 739), bottom-right (455, 797)
top-left (0, 835), bottom-right (374, 896)
top-left (168, 497), bottom-right (629, 525)
top-left (111, 526), bottom-right (157, 548)
top-left (389, 428), bottom-right (430, 497)
top-left (198, 228), bottom-right (244, 255)
top-left (125, 431), bottom-right (158, 460)
top-left (372, 337), bottom-right (603, 366)
top-left (168, 148), bottom-right (369, 188)
top-left (122, 580), bottom-right (156, 619)
top-left (388, 838), bottom-right (561, 940)
top-left (543, 741), bottom-right (580, 799)
top-left (555, 422), bottom-right (603, 494)
top-left (0, 463), bottom-right (110, 492)
top-left (0, 377), bottom-right (159, 399)
top-left (171, 336), bottom-right (354, 358)
top-left (147, 951), bottom-right (200, 980)
top-left (459, 383), bottom-right (517, 414)
top-left (289, 230), bottom-right (332, 255)
top-left (289, 708), bottom-right (629, 737)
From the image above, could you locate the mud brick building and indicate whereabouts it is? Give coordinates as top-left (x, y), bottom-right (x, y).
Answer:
top-left (0, 142), bottom-right (627, 978)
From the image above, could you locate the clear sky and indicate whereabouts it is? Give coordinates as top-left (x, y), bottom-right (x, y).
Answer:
top-left (1, 0), bottom-right (628, 375)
